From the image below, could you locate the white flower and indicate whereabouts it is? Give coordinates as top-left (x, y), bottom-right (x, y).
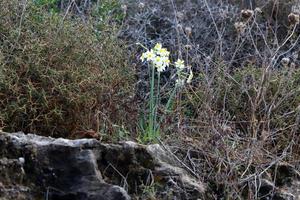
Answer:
top-left (157, 48), bottom-right (170, 57)
top-left (153, 56), bottom-right (169, 72)
top-left (140, 43), bottom-right (170, 72)
top-left (140, 50), bottom-right (155, 62)
top-left (175, 59), bottom-right (185, 69)
top-left (187, 69), bottom-right (193, 84)
top-left (156, 64), bottom-right (167, 72)
top-left (176, 79), bottom-right (185, 87)
top-left (161, 56), bottom-right (170, 66)
top-left (154, 43), bottom-right (162, 52)
top-left (140, 53), bottom-right (147, 62)
top-left (153, 56), bottom-right (163, 67)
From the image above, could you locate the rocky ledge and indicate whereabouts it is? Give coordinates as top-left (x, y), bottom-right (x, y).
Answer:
top-left (1, 132), bottom-right (300, 200)
top-left (0, 132), bottom-right (205, 200)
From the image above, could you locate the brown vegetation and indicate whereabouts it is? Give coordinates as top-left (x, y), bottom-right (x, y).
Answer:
top-left (0, 0), bottom-right (136, 138)
top-left (1, 0), bottom-right (300, 199)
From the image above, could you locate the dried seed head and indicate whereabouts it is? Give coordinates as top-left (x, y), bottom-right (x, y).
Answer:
top-left (241, 9), bottom-right (254, 19)
top-left (234, 22), bottom-right (246, 34)
top-left (177, 24), bottom-right (183, 30)
top-left (138, 2), bottom-right (145, 9)
top-left (290, 62), bottom-right (296, 68)
top-left (288, 13), bottom-right (300, 25)
top-left (184, 45), bottom-right (192, 50)
top-left (222, 125), bottom-right (233, 134)
top-left (254, 7), bottom-right (262, 14)
top-left (261, 130), bottom-right (269, 141)
top-left (204, 56), bottom-right (211, 64)
top-left (184, 27), bottom-right (192, 37)
top-left (19, 157), bottom-right (25, 165)
top-left (121, 4), bottom-right (127, 13)
top-left (281, 57), bottom-right (290, 67)
top-left (176, 11), bottom-right (184, 20)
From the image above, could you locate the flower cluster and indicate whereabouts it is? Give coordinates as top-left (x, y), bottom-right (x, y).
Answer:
top-left (140, 43), bottom-right (170, 72)
top-left (140, 43), bottom-right (193, 85)
top-left (175, 59), bottom-right (193, 86)
top-left (139, 43), bottom-right (194, 141)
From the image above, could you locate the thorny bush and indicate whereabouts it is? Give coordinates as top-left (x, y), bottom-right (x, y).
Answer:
top-left (0, 0), bottom-right (136, 138)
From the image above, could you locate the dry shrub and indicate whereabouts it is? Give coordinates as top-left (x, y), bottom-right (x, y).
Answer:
top-left (0, 0), bottom-right (136, 138)
top-left (120, 0), bottom-right (300, 198)
top-left (165, 64), bottom-right (300, 198)
top-left (173, 20), bottom-right (300, 200)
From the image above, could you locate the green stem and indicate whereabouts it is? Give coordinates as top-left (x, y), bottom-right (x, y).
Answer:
top-left (166, 86), bottom-right (177, 112)
top-left (156, 86), bottom-right (177, 130)
top-left (149, 64), bottom-right (155, 139)
top-left (154, 72), bottom-right (161, 137)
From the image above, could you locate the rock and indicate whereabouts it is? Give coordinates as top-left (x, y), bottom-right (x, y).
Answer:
top-left (0, 132), bottom-right (205, 200)
top-left (0, 184), bottom-right (32, 200)
top-left (275, 163), bottom-right (300, 186)
top-left (0, 157), bottom-right (31, 200)
top-left (258, 179), bottom-right (276, 198)
top-left (256, 163), bottom-right (300, 200)
top-left (273, 163), bottom-right (300, 200)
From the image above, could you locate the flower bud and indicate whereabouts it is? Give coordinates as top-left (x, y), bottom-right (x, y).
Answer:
top-left (185, 27), bottom-right (192, 37)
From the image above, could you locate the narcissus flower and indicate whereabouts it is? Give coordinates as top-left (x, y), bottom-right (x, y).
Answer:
top-left (187, 69), bottom-right (193, 84)
top-left (175, 59), bottom-right (185, 70)
top-left (140, 43), bottom-right (170, 72)
top-left (157, 48), bottom-right (170, 57)
top-left (176, 79), bottom-right (185, 87)
top-left (140, 43), bottom-right (193, 84)
top-left (154, 43), bottom-right (162, 52)
top-left (175, 62), bottom-right (193, 86)
top-left (161, 56), bottom-right (170, 66)
top-left (140, 50), bottom-right (155, 62)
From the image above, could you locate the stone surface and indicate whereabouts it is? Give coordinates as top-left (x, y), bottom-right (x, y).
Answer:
top-left (0, 132), bottom-right (205, 200)
top-left (258, 163), bottom-right (300, 200)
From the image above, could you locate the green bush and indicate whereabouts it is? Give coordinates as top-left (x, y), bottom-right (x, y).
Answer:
top-left (0, 0), bottom-right (136, 138)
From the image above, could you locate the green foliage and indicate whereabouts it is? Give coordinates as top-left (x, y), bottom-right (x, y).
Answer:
top-left (93, 0), bottom-right (125, 23)
top-left (89, 0), bottom-right (125, 33)
top-left (138, 44), bottom-right (192, 143)
top-left (33, 0), bottom-right (59, 13)
top-left (0, 0), bottom-right (136, 137)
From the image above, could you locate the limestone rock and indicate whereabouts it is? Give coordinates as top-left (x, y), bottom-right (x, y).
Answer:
top-left (257, 163), bottom-right (300, 200)
top-left (0, 132), bottom-right (205, 200)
